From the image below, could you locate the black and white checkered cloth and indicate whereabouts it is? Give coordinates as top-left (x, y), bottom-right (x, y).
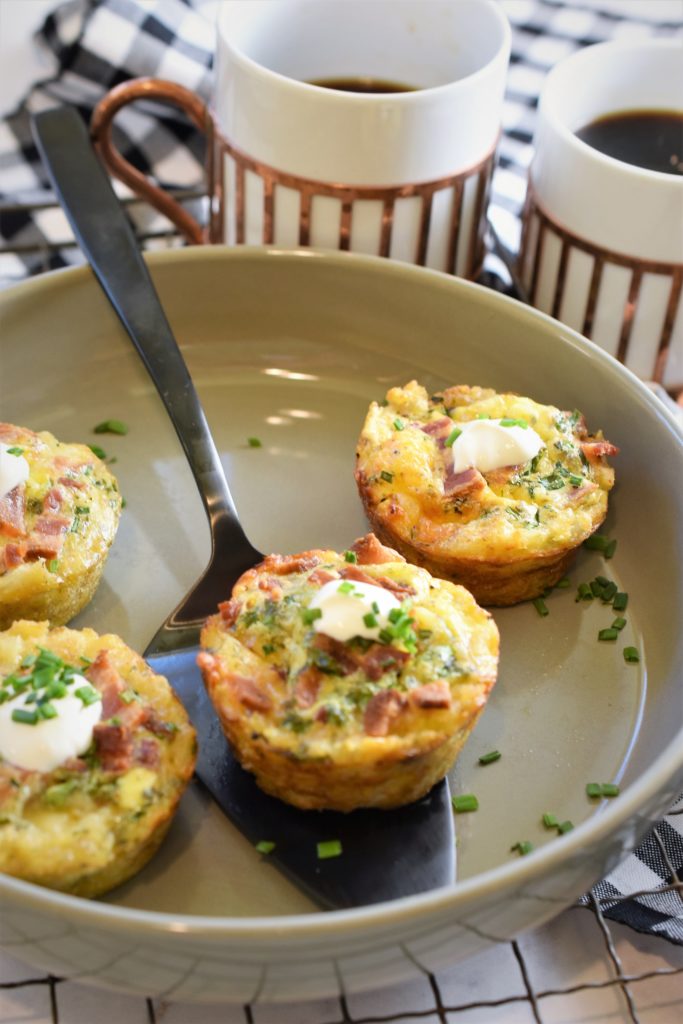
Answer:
top-left (0, 0), bottom-right (682, 944)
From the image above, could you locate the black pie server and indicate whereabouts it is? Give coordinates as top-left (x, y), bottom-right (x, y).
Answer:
top-left (32, 106), bottom-right (455, 910)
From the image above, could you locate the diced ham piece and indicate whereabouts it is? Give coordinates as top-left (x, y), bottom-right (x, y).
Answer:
top-left (420, 417), bottom-right (454, 448)
top-left (312, 634), bottom-right (358, 676)
top-left (410, 681), bottom-right (451, 709)
top-left (257, 576), bottom-right (283, 600)
top-left (443, 465), bottom-right (486, 498)
top-left (58, 475), bottom-right (86, 490)
top-left (580, 440), bottom-right (619, 462)
top-left (43, 487), bottom-right (63, 512)
top-left (350, 533), bottom-right (403, 565)
top-left (0, 486), bottom-right (26, 537)
top-left (219, 599), bottom-right (241, 626)
top-left (87, 649), bottom-right (126, 717)
top-left (230, 674), bottom-right (272, 712)
top-left (93, 721), bottom-right (134, 773)
top-left (308, 568), bottom-right (338, 586)
top-left (294, 666), bottom-right (322, 709)
top-left (32, 515), bottom-right (70, 536)
top-left (340, 564), bottom-right (415, 598)
top-left (266, 553), bottom-right (321, 575)
top-left (135, 738), bottom-right (160, 768)
top-left (1, 542), bottom-right (27, 571)
top-left (363, 689), bottom-right (407, 736)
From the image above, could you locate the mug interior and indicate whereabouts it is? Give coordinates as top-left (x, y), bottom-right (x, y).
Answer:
top-left (218, 0), bottom-right (507, 89)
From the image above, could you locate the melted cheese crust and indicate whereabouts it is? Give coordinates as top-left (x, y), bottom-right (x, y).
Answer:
top-left (0, 621), bottom-right (196, 897)
top-left (355, 383), bottom-right (617, 605)
top-left (199, 540), bottom-right (499, 811)
top-left (0, 424), bottom-right (122, 628)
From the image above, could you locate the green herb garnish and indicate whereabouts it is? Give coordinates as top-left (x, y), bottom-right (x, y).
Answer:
top-left (255, 840), bottom-right (275, 855)
top-left (11, 708), bottom-right (38, 725)
top-left (301, 607), bottom-right (322, 625)
top-left (445, 427), bottom-right (462, 447)
top-left (93, 419), bottom-right (128, 435)
top-left (317, 839), bottom-right (343, 859)
top-left (451, 794), bottom-right (479, 813)
top-left (511, 841), bottom-right (534, 856)
top-left (393, 418), bottom-right (405, 431)
top-left (623, 646), bottom-right (640, 664)
top-left (612, 592), bottom-right (628, 612)
top-left (343, 550), bottom-right (357, 563)
top-left (478, 750), bottom-right (501, 765)
top-left (247, 437), bottom-right (262, 448)
top-left (542, 813), bottom-right (559, 829)
top-left (380, 470), bottom-right (394, 483)
top-left (89, 444), bottom-right (108, 460)
top-left (5, 446), bottom-right (24, 456)
top-left (532, 597), bottom-right (549, 617)
top-left (598, 628), bottom-right (618, 642)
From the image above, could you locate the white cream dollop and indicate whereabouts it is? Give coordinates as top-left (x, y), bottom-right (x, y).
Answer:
top-left (0, 442), bottom-right (29, 500)
top-left (0, 674), bottom-right (102, 773)
top-left (308, 579), bottom-right (401, 643)
top-left (451, 418), bottom-right (544, 474)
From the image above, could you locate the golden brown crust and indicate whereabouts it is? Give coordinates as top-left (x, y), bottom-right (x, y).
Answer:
top-left (0, 621), bottom-right (196, 897)
top-left (198, 536), bottom-right (499, 811)
top-left (354, 383), bottom-right (617, 606)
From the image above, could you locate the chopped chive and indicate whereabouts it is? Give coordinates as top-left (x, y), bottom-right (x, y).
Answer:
top-left (301, 607), bottom-right (322, 625)
top-left (74, 685), bottom-right (101, 706)
top-left (89, 444), bottom-right (107, 460)
top-left (255, 840), bottom-right (275, 855)
top-left (569, 474), bottom-right (583, 487)
top-left (601, 783), bottom-right (620, 797)
top-left (555, 578), bottom-right (571, 589)
top-left (478, 750), bottom-right (501, 765)
top-left (576, 582), bottom-right (593, 602)
top-left (371, 602), bottom-right (380, 614)
top-left (584, 534), bottom-right (609, 551)
top-left (363, 613), bottom-right (378, 628)
top-left (11, 708), bottom-right (39, 725)
top-left (532, 597), bottom-right (549, 617)
top-left (262, 644), bottom-right (276, 656)
top-left (557, 820), bottom-right (574, 834)
top-left (247, 436), bottom-right (262, 448)
top-left (445, 427), bottom-right (462, 447)
top-left (595, 575), bottom-right (610, 586)
top-left (37, 702), bottom-right (58, 720)
top-left (451, 794), bottom-right (479, 813)
top-left (499, 417), bottom-right (528, 428)
top-left (380, 470), bottom-right (394, 483)
top-left (612, 592), bottom-right (628, 612)
top-left (119, 688), bottom-right (140, 704)
top-left (604, 539), bottom-right (617, 559)
top-left (93, 419), bottom-right (128, 435)
top-left (337, 581), bottom-right (355, 594)
top-left (47, 559), bottom-right (59, 573)
top-left (623, 646), bottom-right (640, 664)
top-left (600, 581), bottom-right (618, 602)
top-left (317, 839), bottom-right (343, 859)
top-left (5, 446), bottom-right (24, 456)
top-left (586, 783), bottom-right (603, 798)
top-left (510, 841), bottom-right (534, 856)
top-left (612, 617), bottom-right (627, 631)
top-left (343, 550), bottom-right (357, 563)
top-left (542, 813), bottom-right (559, 829)
top-left (393, 418), bottom-right (405, 431)
top-left (417, 628), bottom-right (432, 641)
top-left (476, 413), bottom-right (491, 419)
top-left (43, 780), bottom-right (79, 806)
top-left (590, 580), bottom-right (605, 598)
top-left (598, 627), bottom-right (618, 642)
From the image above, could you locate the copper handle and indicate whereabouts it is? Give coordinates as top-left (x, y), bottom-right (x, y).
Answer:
top-left (90, 78), bottom-right (210, 244)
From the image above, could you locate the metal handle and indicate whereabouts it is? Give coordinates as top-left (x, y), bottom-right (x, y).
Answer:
top-left (32, 106), bottom-right (260, 629)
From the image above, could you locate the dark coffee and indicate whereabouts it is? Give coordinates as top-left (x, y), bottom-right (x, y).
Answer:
top-left (575, 109), bottom-right (683, 176)
top-left (308, 76), bottom-right (418, 94)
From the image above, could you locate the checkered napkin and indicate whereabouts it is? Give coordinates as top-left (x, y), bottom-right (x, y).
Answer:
top-left (0, 0), bottom-right (682, 943)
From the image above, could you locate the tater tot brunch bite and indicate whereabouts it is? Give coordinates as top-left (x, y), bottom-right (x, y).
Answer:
top-left (0, 621), bottom-right (196, 897)
top-left (355, 382), bottom-right (618, 606)
top-left (198, 534), bottom-right (499, 812)
top-left (0, 423), bottom-right (122, 629)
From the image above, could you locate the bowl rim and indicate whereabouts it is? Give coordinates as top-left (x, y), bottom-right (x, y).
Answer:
top-left (1, 244), bottom-right (682, 939)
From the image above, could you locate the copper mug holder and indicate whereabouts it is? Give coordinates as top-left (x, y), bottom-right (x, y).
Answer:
top-left (91, 78), bottom-right (497, 278)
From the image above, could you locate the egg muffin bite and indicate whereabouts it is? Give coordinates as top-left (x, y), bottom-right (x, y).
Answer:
top-left (355, 382), bottom-right (618, 606)
top-left (198, 533), bottom-right (499, 812)
top-left (0, 423), bottom-right (122, 629)
top-left (0, 620), bottom-right (196, 897)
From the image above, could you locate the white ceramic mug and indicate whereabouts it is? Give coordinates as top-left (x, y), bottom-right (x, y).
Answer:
top-left (92, 0), bottom-right (510, 278)
top-left (518, 39), bottom-right (683, 391)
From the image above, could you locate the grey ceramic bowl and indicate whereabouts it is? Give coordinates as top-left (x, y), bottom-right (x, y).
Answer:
top-left (0, 247), bottom-right (681, 1004)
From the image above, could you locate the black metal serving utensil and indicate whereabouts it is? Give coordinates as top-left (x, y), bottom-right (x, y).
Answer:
top-left (32, 105), bottom-right (455, 909)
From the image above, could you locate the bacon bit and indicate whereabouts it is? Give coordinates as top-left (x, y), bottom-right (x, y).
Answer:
top-left (257, 576), bottom-right (284, 600)
top-left (312, 634), bottom-right (358, 676)
top-left (230, 674), bottom-right (272, 712)
top-left (93, 721), bottom-right (133, 773)
top-left (87, 650), bottom-right (125, 717)
top-left (308, 568), bottom-right (338, 586)
top-left (420, 417), bottom-right (454, 448)
top-left (363, 690), bottom-right (407, 736)
top-left (2, 542), bottom-right (27, 571)
top-left (443, 465), bottom-right (487, 498)
top-left (294, 666), bottom-right (322, 709)
top-left (410, 681), bottom-right (451, 709)
top-left (43, 487), bottom-right (63, 512)
top-left (580, 440), bottom-right (619, 462)
top-left (360, 644), bottom-right (410, 682)
top-left (24, 533), bottom-right (64, 561)
top-left (315, 706), bottom-right (329, 723)
top-left (340, 564), bottom-right (415, 598)
top-left (265, 553), bottom-right (321, 576)
top-left (141, 707), bottom-right (175, 736)
top-left (61, 757), bottom-right (88, 773)
top-left (58, 475), bottom-right (86, 490)
top-left (0, 486), bottom-right (26, 537)
top-left (218, 599), bottom-right (241, 627)
top-left (350, 533), bottom-right (403, 565)
top-left (135, 738), bottom-right (160, 768)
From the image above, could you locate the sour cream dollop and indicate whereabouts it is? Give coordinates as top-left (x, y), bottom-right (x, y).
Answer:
top-left (0, 442), bottom-right (29, 500)
top-left (451, 418), bottom-right (544, 474)
top-left (308, 579), bottom-right (401, 644)
top-left (0, 674), bottom-right (102, 773)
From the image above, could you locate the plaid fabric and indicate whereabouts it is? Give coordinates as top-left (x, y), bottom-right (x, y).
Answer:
top-left (0, 0), bottom-right (682, 944)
